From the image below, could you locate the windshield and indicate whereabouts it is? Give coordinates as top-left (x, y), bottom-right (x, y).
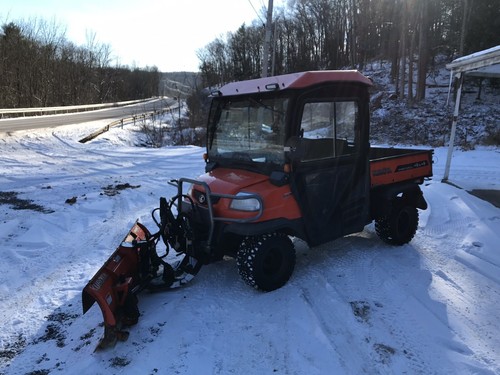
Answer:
top-left (208, 96), bottom-right (289, 165)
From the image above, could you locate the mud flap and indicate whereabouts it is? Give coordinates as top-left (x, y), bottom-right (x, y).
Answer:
top-left (82, 222), bottom-right (150, 350)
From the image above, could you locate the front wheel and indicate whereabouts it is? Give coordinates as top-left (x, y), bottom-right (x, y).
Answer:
top-left (375, 204), bottom-right (418, 246)
top-left (236, 233), bottom-right (295, 291)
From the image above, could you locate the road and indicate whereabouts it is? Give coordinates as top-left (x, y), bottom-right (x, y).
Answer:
top-left (0, 97), bottom-right (175, 132)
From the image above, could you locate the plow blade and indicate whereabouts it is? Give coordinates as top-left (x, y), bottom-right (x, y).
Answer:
top-left (82, 222), bottom-right (151, 350)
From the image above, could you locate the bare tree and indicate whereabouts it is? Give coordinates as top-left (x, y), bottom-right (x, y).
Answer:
top-left (0, 18), bottom-right (160, 109)
top-left (416, 0), bottom-right (429, 102)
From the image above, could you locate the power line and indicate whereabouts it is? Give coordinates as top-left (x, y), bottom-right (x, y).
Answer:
top-left (246, 0), bottom-right (265, 25)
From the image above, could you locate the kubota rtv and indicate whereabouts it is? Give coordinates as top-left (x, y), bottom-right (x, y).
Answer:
top-left (82, 70), bottom-right (433, 349)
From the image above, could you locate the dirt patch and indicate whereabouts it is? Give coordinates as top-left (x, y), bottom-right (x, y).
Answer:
top-left (32, 310), bottom-right (79, 348)
top-left (46, 312), bottom-right (79, 325)
top-left (373, 343), bottom-right (396, 364)
top-left (65, 196), bottom-right (77, 205)
top-left (0, 334), bottom-right (27, 363)
top-left (0, 191), bottom-right (54, 213)
top-left (101, 182), bottom-right (141, 196)
top-left (110, 356), bottom-right (131, 368)
top-left (25, 370), bottom-right (50, 375)
top-left (350, 300), bottom-right (371, 323)
top-left (33, 323), bottom-right (66, 348)
top-left (73, 328), bottom-right (97, 352)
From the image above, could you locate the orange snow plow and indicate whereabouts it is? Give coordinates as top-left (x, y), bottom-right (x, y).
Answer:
top-left (82, 222), bottom-right (150, 349)
top-left (82, 196), bottom-right (203, 350)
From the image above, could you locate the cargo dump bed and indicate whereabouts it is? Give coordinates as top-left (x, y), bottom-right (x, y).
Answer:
top-left (369, 147), bottom-right (433, 188)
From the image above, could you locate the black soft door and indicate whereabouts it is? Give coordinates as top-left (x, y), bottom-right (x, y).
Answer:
top-left (289, 96), bottom-right (370, 247)
top-left (292, 153), bottom-right (369, 247)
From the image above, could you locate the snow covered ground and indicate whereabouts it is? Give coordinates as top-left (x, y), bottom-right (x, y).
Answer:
top-left (0, 120), bottom-right (499, 375)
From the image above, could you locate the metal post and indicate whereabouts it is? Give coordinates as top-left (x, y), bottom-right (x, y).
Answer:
top-left (443, 72), bottom-right (463, 182)
top-left (446, 70), bottom-right (453, 106)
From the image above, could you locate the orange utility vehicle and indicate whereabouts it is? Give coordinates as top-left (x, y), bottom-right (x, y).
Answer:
top-left (83, 70), bottom-right (433, 349)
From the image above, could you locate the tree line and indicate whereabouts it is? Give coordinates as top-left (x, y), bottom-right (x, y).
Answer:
top-left (197, 0), bottom-right (500, 102)
top-left (0, 18), bottom-right (159, 109)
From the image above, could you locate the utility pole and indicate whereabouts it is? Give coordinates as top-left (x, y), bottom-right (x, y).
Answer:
top-left (261, 0), bottom-right (274, 78)
top-left (174, 84), bottom-right (183, 144)
top-left (271, 16), bottom-right (278, 77)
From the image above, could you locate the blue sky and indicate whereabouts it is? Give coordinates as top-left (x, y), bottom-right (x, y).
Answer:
top-left (2, 0), bottom-right (280, 72)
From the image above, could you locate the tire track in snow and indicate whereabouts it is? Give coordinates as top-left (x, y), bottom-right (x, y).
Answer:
top-left (367, 232), bottom-right (498, 375)
top-left (298, 286), bottom-right (371, 374)
top-left (293, 236), bottom-right (405, 373)
top-left (343, 253), bottom-right (439, 374)
top-left (415, 183), bottom-right (500, 372)
top-left (362, 249), bottom-right (453, 375)
top-left (294, 231), bottom-right (468, 374)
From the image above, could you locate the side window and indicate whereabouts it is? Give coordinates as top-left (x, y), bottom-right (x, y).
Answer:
top-left (300, 101), bottom-right (358, 161)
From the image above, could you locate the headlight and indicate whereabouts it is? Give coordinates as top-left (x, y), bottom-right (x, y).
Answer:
top-left (230, 192), bottom-right (261, 212)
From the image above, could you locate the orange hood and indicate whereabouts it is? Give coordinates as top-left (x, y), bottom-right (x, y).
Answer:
top-left (196, 168), bottom-right (268, 195)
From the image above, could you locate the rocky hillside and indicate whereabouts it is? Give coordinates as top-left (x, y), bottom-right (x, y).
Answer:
top-left (366, 60), bottom-right (499, 148)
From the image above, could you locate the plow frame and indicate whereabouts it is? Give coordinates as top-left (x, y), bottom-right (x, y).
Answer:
top-left (81, 178), bottom-right (263, 349)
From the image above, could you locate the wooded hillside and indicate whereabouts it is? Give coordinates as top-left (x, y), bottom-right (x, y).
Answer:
top-left (197, 0), bottom-right (500, 102)
top-left (0, 19), bottom-right (159, 108)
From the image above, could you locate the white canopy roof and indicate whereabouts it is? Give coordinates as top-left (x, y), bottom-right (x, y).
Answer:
top-left (443, 46), bottom-right (500, 182)
top-left (446, 45), bottom-right (500, 77)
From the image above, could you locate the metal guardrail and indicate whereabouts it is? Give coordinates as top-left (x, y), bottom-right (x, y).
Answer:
top-left (0, 98), bottom-right (153, 119)
top-left (78, 105), bottom-right (178, 143)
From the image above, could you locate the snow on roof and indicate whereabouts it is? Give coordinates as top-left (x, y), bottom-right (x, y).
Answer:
top-left (446, 45), bottom-right (500, 77)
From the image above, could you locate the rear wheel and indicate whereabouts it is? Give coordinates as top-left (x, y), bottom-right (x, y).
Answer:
top-left (375, 204), bottom-right (418, 245)
top-left (236, 233), bottom-right (295, 291)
